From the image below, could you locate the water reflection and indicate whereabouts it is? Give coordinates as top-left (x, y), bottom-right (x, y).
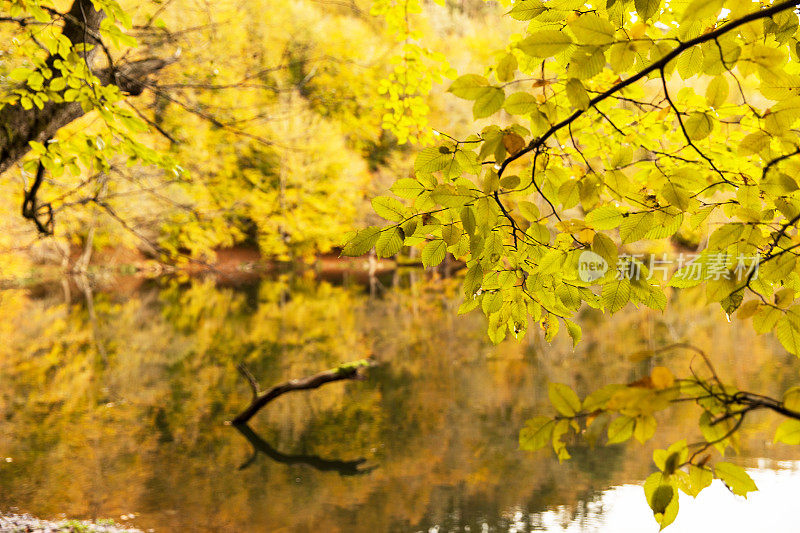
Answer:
top-left (535, 461), bottom-right (800, 532)
top-left (234, 424), bottom-right (374, 476)
top-left (0, 275), bottom-right (799, 532)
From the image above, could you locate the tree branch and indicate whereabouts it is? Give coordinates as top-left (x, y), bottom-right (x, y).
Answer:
top-left (21, 161), bottom-right (54, 235)
top-left (496, 0), bottom-right (800, 181)
top-left (0, 0), bottom-right (177, 175)
top-left (231, 360), bottom-right (375, 425)
top-left (659, 66), bottom-right (733, 185)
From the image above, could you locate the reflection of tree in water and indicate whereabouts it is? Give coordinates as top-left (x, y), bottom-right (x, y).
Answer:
top-left (568, 443), bottom-right (627, 486)
top-left (234, 424), bottom-right (375, 476)
top-left (386, 444), bottom-right (626, 532)
top-left (2, 277), bottom-right (800, 532)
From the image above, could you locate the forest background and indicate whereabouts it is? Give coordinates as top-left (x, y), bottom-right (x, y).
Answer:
top-left (0, 0), bottom-right (505, 277)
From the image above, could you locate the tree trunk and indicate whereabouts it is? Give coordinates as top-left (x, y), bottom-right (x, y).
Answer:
top-left (0, 0), bottom-right (174, 174)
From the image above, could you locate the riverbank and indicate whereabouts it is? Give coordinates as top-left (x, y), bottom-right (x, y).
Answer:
top-left (0, 247), bottom-right (401, 291)
top-left (0, 512), bottom-right (142, 533)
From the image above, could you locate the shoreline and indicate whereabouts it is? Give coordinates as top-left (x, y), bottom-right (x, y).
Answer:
top-left (0, 512), bottom-right (143, 533)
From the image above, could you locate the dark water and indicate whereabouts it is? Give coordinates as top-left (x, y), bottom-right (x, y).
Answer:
top-left (1, 274), bottom-right (799, 532)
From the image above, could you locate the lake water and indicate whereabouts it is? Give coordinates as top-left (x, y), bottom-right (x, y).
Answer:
top-left (1, 273), bottom-right (798, 532)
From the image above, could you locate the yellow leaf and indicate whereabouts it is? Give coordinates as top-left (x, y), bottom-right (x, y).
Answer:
top-left (706, 76), bottom-right (729, 108)
top-left (774, 419), bottom-right (800, 444)
top-left (548, 382), bottom-right (581, 416)
top-left (517, 31), bottom-right (573, 58)
top-left (651, 367), bottom-right (675, 389)
top-left (684, 112), bottom-right (714, 141)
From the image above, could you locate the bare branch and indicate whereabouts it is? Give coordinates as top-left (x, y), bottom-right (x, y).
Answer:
top-left (231, 360), bottom-right (375, 425)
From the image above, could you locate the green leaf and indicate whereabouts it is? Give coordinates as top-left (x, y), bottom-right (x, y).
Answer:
top-left (619, 212), bottom-right (654, 243)
top-left (783, 386), bottom-right (800, 411)
top-left (753, 306), bottom-right (783, 334)
top-left (634, 415), bottom-right (657, 444)
top-left (565, 319), bottom-right (582, 348)
top-left (391, 178), bottom-right (425, 199)
top-left (776, 316), bottom-right (800, 355)
top-left (503, 92), bottom-right (538, 115)
top-left (677, 46), bottom-right (703, 79)
top-left (558, 179), bottom-right (580, 209)
top-left (473, 87), bottom-right (505, 119)
top-left (568, 46), bottom-right (606, 79)
top-left (460, 206), bottom-right (477, 236)
top-left (431, 184), bottom-right (470, 207)
top-left (28, 141), bottom-right (46, 155)
top-left (415, 146), bottom-right (452, 173)
top-left (401, 218), bottom-right (418, 239)
top-left (585, 205), bottom-right (623, 229)
top-left (602, 279), bottom-right (631, 313)
top-left (552, 418), bottom-right (571, 462)
top-left (651, 484), bottom-right (678, 530)
top-left (583, 384), bottom-right (624, 411)
top-left (592, 232), bottom-right (618, 265)
top-left (375, 226), bottom-right (404, 258)
top-left (681, 0), bottom-right (725, 21)
top-left (422, 239), bottom-right (447, 268)
top-left (372, 196), bottom-right (406, 222)
top-left (635, 0), bottom-right (660, 20)
top-left (684, 112), bottom-right (714, 141)
top-left (548, 382), bottom-right (581, 416)
top-left (654, 440), bottom-right (688, 472)
top-left (565, 78), bottom-right (590, 110)
top-left (607, 415), bottom-right (635, 443)
top-left (517, 201), bottom-right (539, 220)
top-left (774, 419), bottom-right (800, 444)
top-left (609, 42), bottom-right (636, 72)
top-left (644, 473), bottom-right (680, 530)
top-left (448, 74), bottom-right (490, 100)
top-left (649, 484), bottom-right (674, 516)
top-left (527, 222), bottom-right (550, 244)
top-left (49, 77), bottom-right (67, 92)
top-left (457, 297), bottom-right (480, 315)
top-left (508, 0), bottom-right (546, 20)
top-left (463, 262), bottom-right (483, 297)
top-left (517, 31), bottom-right (573, 58)
top-left (496, 53), bottom-right (518, 82)
top-left (568, 14), bottom-right (615, 45)
top-left (714, 462), bottom-right (757, 497)
top-left (455, 150), bottom-right (481, 175)
top-left (537, 249), bottom-right (566, 274)
top-left (341, 227), bottom-right (381, 256)
top-left (706, 75), bottom-right (729, 108)
top-left (660, 183), bottom-right (690, 211)
top-left (28, 3), bottom-right (51, 22)
top-left (442, 224), bottom-right (461, 246)
top-left (482, 291), bottom-right (503, 314)
top-left (500, 174), bottom-right (521, 189)
top-left (519, 416), bottom-right (555, 450)
top-left (686, 466), bottom-right (713, 497)
top-left (699, 410), bottom-right (733, 452)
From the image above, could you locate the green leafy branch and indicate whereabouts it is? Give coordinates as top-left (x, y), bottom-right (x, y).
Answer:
top-left (492, 0), bottom-right (800, 183)
top-left (519, 343), bottom-right (800, 529)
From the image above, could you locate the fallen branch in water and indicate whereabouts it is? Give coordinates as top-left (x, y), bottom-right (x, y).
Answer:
top-left (230, 359), bottom-right (374, 425)
top-left (233, 423), bottom-right (375, 476)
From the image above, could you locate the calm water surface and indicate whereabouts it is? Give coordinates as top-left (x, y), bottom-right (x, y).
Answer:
top-left (0, 274), bottom-right (798, 532)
